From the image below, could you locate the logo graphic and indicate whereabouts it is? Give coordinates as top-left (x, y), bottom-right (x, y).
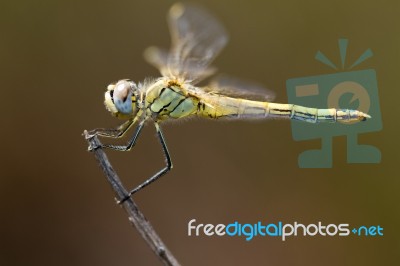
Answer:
top-left (286, 39), bottom-right (382, 168)
top-left (188, 218), bottom-right (384, 241)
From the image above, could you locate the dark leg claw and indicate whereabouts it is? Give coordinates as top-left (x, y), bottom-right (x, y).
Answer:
top-left (117, 194), bottom-right (131, 205)
top-left (87, 143), bottom-right (101, 152)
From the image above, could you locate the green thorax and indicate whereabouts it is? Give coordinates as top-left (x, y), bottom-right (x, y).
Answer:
top-left (145, 82), bottom-right (199, 120)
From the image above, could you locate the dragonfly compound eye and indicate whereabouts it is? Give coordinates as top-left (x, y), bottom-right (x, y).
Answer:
top-left (112, 80), bottom-right (134, 114)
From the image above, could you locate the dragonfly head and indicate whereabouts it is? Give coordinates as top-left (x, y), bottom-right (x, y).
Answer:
top-left (104, 79), bottom-right (139, 118)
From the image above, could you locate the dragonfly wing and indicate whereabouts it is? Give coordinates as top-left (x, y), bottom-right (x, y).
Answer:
top-left (143, 46), bottom-right (170, 77)
top-left (204, 75), bottom-right (276, 101)
top-left (144, 3), bottom-right (228, 84)
top-left (144, 46), bottom-right (218, 82)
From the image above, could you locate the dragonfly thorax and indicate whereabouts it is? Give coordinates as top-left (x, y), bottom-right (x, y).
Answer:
top-left (104, 79), bottom-right (140, 119)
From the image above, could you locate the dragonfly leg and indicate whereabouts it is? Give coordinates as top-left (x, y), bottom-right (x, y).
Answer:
top-left (118, 122), bottom-right (173, 204)
top-left (86, 119), bottom-right (135, 139)
top-left (91, 120), bottom-right (145, 151)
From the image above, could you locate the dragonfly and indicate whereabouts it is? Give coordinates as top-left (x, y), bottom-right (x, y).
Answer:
top-left (87, 3), bottom-right (370, 203)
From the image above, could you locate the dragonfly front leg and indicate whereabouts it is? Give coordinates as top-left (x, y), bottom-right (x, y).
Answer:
top-left (86, 119), bottom-right (135, 139)
top-left (118, 122), bottom-right (173, 204)
top-left (90, 120), bottom-right (145, 152)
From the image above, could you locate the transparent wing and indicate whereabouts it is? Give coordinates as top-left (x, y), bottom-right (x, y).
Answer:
top-left (144, 46), bottom-right (218, 82)
top-left (144, 3), bottom-right (228, 84)
top-left (203, 75), bottom-right (276, 101)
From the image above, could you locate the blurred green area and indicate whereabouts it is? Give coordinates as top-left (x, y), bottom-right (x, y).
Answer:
top-left (1, 0), bottom-right (399, 265)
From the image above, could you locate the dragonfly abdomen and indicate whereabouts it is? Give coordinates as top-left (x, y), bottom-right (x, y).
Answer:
top-left (196, 95), bottom-right (369, 123)
top-left (267, 103), bottom-right (370, 123)
top-left (197, 95), bottom-right (268, 119)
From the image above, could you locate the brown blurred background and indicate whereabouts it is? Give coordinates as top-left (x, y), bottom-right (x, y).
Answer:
top-left (1, 0), bottom-right (399, 265)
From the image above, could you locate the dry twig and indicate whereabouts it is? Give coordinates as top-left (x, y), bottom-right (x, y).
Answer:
top-left (83, 131), bottom-right (180, 266)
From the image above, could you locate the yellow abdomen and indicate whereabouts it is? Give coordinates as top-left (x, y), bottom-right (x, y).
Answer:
top-left (197, 94), bottom-right (268, 119)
